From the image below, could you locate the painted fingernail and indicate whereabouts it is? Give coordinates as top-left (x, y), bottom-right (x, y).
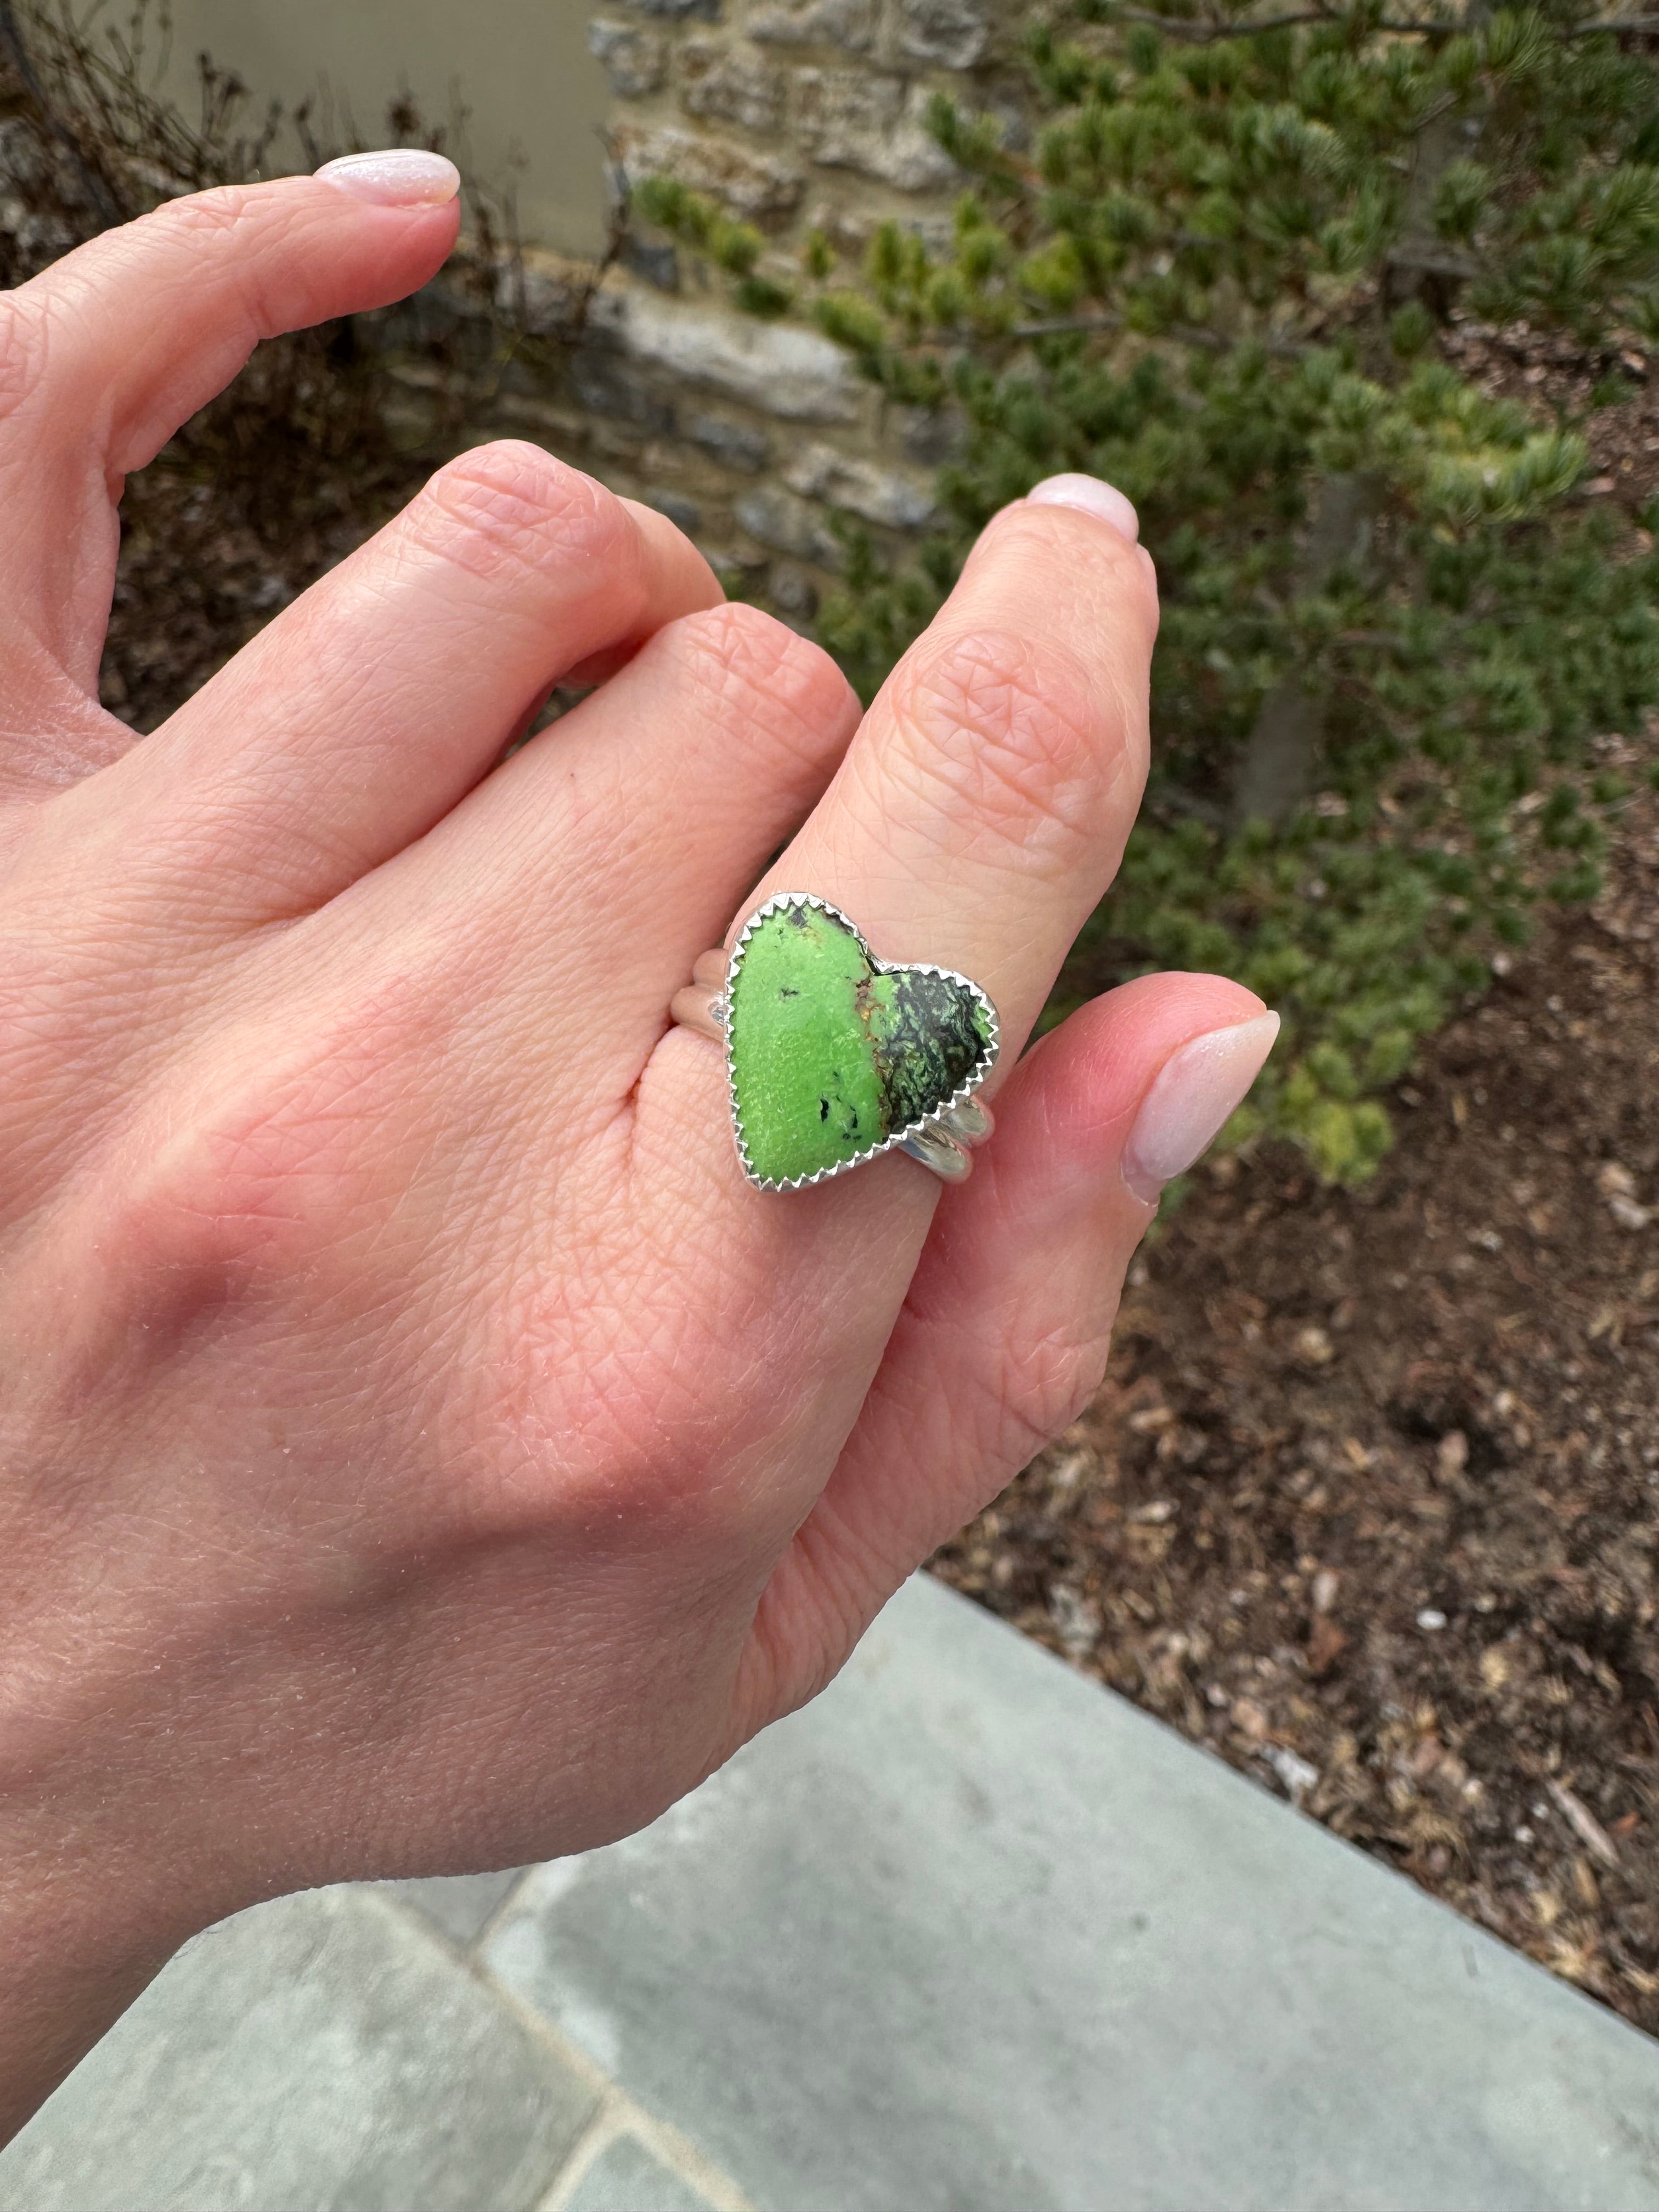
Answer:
top-left (1025, 473), bottom-right (1139, 544)
top-left (1121, 1012), bottom-right (1280, 1205)
top-left (315, 149), bottom-right (461, 206)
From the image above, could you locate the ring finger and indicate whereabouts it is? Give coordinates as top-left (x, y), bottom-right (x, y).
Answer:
top-left (50, 442), bottom-right (720, 932)
top-left (746, 477), bottom-right (1156, 1076)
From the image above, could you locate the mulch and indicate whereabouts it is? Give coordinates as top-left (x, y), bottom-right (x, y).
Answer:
top-left (932, 781), bottom-right (1659, 2037)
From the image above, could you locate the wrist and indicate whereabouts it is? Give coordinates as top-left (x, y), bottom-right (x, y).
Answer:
top-left (0, 1808), bottom-right (206, 2145)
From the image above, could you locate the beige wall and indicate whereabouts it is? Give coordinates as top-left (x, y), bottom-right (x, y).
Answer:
top-left (156, 0), bottom-right (609, 253)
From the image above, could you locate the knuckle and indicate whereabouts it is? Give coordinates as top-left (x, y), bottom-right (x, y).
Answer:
top-left (123, 188), bottom-right (315, 331)
top-left (415, 442), bottom-right (635, 585)
top-left (988, 1315), bottom-right (1115, 1463)
top-left (0, 297), bottom-right (48, 422)
top-left (146, 182), bottom-right (272, 249)
top-left (89, 998), bottom-right (429, 1319)
top-left (481, 1308), bottom-right (747, 1544)
top-left (885, 627), bottom-right (1124, 855)
top-left (667, 596), bottom-right (802, 667)
top-left (111, 1095), bottom-right (357, 1295)
top-left (658, 601), bottom-right (856, 757)
top-left (478, 1198), bottom-right (808, 1549)
top-left (665, 600), bottom-right (847, 711)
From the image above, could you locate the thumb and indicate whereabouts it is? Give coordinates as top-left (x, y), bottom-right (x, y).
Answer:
top-left (737, 971), bottom-right (1278, 1726)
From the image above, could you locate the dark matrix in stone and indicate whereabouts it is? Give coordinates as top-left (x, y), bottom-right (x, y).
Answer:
top-left (867, 967), bottom-right (994, 1133)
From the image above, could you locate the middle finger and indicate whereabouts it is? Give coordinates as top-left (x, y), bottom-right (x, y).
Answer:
top-left (69, 442), bottom-right (720, 929)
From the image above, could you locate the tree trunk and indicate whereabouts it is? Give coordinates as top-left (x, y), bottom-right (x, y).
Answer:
top-left (1228, 52), bottom-right (1487, 833)
top-left (1228, 469), bottom-right (1379, 830)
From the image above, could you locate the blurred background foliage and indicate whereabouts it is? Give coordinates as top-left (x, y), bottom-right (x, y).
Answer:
top-left (639, 2), bottom-right (1659, 1181)
top-left (7, 1), bottom-right (1659, 1184)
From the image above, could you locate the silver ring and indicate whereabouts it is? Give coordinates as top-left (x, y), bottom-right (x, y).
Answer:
top-left (670, 893), bottom-right (999, 1190)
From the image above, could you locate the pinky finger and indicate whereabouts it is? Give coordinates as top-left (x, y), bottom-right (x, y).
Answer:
top-left (735, 972), bottom-right (1278, 1730)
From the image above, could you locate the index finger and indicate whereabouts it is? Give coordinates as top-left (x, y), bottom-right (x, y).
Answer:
top-left (8, 166), bottom-right (460, 479)
top-left (746, 476), bottom-right (1158, 1070)
top-left (1, 164), bottom-right (460, 704)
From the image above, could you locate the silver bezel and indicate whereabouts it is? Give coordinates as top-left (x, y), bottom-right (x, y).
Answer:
top-left (724, 892), bottom-right (1001, 1192)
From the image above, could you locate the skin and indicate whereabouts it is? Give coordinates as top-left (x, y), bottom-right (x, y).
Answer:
top-left (0, 175), bottom-right (1266, 2138)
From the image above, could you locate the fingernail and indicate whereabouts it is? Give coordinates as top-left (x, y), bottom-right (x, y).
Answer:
top-left (1121, 1012), bottom-right (1280, 1205)
top-left (315, 149), bottom-right (460, 206)
top-left (1025, 473), bottom-right (1139, 544)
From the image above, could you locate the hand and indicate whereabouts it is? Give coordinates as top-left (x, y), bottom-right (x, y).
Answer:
top-left (0, 152), bottom-right (1274, 2132)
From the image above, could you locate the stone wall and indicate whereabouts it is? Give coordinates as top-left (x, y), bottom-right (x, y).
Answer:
top-left (432, 0), bottom-right (1012, 633)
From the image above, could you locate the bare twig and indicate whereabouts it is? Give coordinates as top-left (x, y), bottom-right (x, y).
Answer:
top-left (0, 0), bottom-right (120, 224)
top-left (1114, 4), bottom-right (1659, 38)
top-left (1548, 1779), bottom-right (1622, 1869)
top-left (1114, 7), bottom-right (1464, 38)
top-left (548, 126), bottom-right (633, 341)
top-left (1013, 307), bottom-right (1310, 356)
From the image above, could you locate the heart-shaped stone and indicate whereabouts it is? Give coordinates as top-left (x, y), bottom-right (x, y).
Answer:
top-left (726, 895), bottom-right (998, 1188)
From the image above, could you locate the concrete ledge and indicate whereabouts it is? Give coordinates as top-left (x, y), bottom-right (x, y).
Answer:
top-left (6, 1575), bottom-right (1657, 2211)
top-left (485, 1575), bottom-right (1659, 2212)
top-left (2, 1887), bottom-right (597, 2212)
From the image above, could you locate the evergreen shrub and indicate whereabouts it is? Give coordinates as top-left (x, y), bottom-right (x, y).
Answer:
top-left (640, 2), bottom-right (1659, 1180)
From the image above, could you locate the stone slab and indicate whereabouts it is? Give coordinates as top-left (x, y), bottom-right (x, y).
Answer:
top-left (382, 1867), bottom-right (526, 1948)
top-left (613, 291), bottom-right (857, 424)
top-left (560, 2133), bottom-right (725, 2212)
top-left (484, 1573), bottom-right (1659, 2212)
top-left (2, 1887), bottom-right (597, 2212)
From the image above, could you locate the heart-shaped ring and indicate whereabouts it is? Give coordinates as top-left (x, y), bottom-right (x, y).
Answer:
top-left (670, 894), bottom-right (1000, 1189)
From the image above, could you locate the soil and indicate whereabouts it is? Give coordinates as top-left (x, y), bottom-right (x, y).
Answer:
top-left (1442, 315), bottom-right (1659, 531)
top-left (932, 785), bottom-right (1659, 2037)
top-left (100, 334), bottom-right (442, 735)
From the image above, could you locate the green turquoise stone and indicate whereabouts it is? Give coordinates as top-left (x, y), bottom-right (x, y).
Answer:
top-left (727, 899), bottom-right (996, 1187)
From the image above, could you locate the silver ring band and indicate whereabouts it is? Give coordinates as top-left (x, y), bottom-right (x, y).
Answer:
top-left (669, 926), bottom-right (998, 1186)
